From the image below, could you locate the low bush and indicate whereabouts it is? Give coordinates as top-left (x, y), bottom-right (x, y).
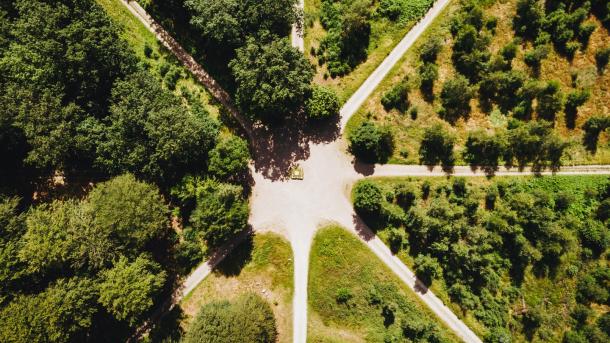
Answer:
top-left (306, 85), bottom-right (340, 119)
top-left (349, 121), bottom-right (394, 163)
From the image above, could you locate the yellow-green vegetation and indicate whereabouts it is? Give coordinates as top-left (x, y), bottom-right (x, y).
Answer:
top-left (308, 225), bottom-right (460, 342)
top-left (96, 0), bottom-right (221, 118)
top-left (347, 0), bottom-right (610, 165)
top-left (304, 0), bottom-right (434, 103)
top-left (180, 233), bottom-right (294, 343)
top-left (354, 175), bottom-right (610, 342)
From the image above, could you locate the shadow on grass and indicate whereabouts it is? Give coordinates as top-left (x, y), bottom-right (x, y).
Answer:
top-left (215, 233), bottom-right (254, 277)
top-left (147, 306), bottom-right (186, 343)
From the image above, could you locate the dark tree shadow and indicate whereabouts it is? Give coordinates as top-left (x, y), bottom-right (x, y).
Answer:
top-left (215, 231), bottom-right (254, 277)
top-left (251, 112), bottom-right (340, 181)
top-left (352, 213), bottom-right (375, 241)
top-left (147, 306), bottom-right (185, 343)
top-left (353, 160), bottom-right (375, 176)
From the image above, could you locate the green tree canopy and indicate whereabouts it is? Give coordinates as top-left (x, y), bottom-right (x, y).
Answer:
top-left (0, 0), bottom-right (136, 171)
top-left (230, 36), bottom-right (314, 122)
top-left (189, 179), bottom-right (249, 247)
top-left (349, 121), bottom-right (394, 163)
top-left (306, 85), bottom-right (340, 119)
top-left (419, 124), bottom-right (455, 169)
top-left (186, 0), bottom-right (300, 48)
top-left (97, 72), bottom-right (219, 182)
top-left (98, 255), bottom-right (166, 326)
top-left (353, 180), bottom-right (384, 216)
top-left (208, 135), bottom-right (251, 179)
top-left (183, 293), bottom-right (277, 343)
top-left (0, 277), bottom-right (98, 343)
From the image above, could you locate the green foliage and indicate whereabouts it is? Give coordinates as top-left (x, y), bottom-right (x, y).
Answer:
top-left (353, 180), bottom-right (384, 216)
top-left (349, 121), bottom-right (394, 163)
top-left (85, 174), bottom-right (169, 264)
top-left (317, 0), bottom-right (372, 77)
top-left (439, 75), bottom-right (473, 123)
top-left (188, 179), bottom-right (249, 247)
top-left (183, 293), bottom-right (277, 343)
top-left (185, 0), bottom-right (300, 48)
top-left (356, 175), bottom-right (610, 340)
top-left (420, 37), bottom-right (443, 63)
top-left (0, 197), bottom-right (26, 304)
top-left (335, 287), bottom-right (353, 303)
top-left (536, 81), bottom-right (564, 122)
top-left (381, 80), bottom-right (409, 112)
top-left (0, 277), bottom-right (98, 343)
top-left (0, 0), bottom-right (136, 171)
top-left (419, 124), bottom-right (455, 169)
top-left (582, 115), bottom-right (610, 152)
top-left (230, 36), bottom-right (314, 122)
top-left (565, 89), bottom-right (591, 128)
top-left (378, 0), bottom-right (434, 23)
top-left (99, 255), bottom-right (165, 326)
top-left (309, 226), bottom-right (456, 342)
top-left (97, 72), bottom-right (219, 182)
top-left (305, 85), bottom-right (340, 119)
top-left (504, 120), bottom-right (567, 170)
top-left (207, 135), bottom-right (251, 179)
top-left (414, 254), bottom-right (442, 286)
top-left (595, 46), bottom-right (610, 72)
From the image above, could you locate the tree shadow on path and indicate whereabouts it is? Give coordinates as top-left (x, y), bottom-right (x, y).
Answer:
top-left (251, 113), bottom-right (340, 181)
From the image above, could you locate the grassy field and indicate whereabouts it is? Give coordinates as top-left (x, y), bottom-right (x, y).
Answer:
top-left (169, 233), bottom-right (294, 342)
top-left (304, 0), bottom-right (432, 103)
top-left (346, 0), bottom-right (610, 165)
top-left (308, 225), bottom-right (460, 342)
top-left (96, 0), bottom-right (222, 120)
top-left (357, 175), bottom-right (610, 342)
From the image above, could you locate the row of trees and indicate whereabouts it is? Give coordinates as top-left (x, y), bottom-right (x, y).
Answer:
top-left (353, 176), bottom-right (610, 342)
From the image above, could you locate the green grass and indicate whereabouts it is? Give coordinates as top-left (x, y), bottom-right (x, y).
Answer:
top-left (96, 0), bottom-right (221, 120)
top-left (346, 0), bottom-right (610, 165)
top-left (308, 225), bottom-right (460, 342)
top-left (304, 0), bottom-right (432, 104)
top-left (357, 175), bottom-right (610, 342)
top-left (177, 233), bottom-right (294, 343)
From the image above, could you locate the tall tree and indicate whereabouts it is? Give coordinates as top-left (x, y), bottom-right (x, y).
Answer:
top-left (97, 72), bottom-right (219, 182)
top-left (229, 36), bottom-right (314, 122)
top-left (98, 255), bottom-right (166, 326)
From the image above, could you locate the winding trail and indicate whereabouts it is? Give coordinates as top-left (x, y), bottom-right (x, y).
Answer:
top-left (119, 1), bottom-right (610, 343)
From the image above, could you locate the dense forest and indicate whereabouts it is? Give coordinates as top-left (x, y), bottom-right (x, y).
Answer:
top-left (0, 0), bottom-right (253, 341)
top-left (347, 0), bottom-right (610, 168)
top-left (354, 175), bottom-right (610, 342)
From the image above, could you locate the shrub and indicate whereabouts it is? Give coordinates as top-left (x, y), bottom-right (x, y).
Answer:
top-left (143, 42), bottom-right (153, 58)
top-left (164, 67), bottom-right (181, 90)
top-left (335, 287), bottom-right (353, 303)
top-left (349, 122), bottom-right (394, 163)
top-left (595, 46), bottom-right (610, 72)
top-left (419, 124), bottom-right (455, 169)
top-left (387, 226), bottom-right (408, 253)
top-left (564, 89), bottom-right (590, 128)
top-left (208, 135), bottom-right (251, 179)
top-left (395, 183), bottom-right (417, 209)
top-left (381, 81), bottom-right (409, 112)
top-left (420, 37), bottom-right (442, 63)
top-left (582, 115), bottom-right (610, 152)
top-left (183, 293), bottom-right (277, 343)
top-left (536, 81), bottom-right (563, 122)
top-left (306, 85), bottom-right (340, 119)
top-left (439, 75), bottom-right (473, 123)
top-left (524, 45), bottom-right (549, 74)
top-left (414, 254), bottom-right (442, 286)
top-left (419, 62), bottom-right (438, 97)
top-left (463, 130), bottom-right (506, 174)
top-left (353, 180), bottom-right (384, 216)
